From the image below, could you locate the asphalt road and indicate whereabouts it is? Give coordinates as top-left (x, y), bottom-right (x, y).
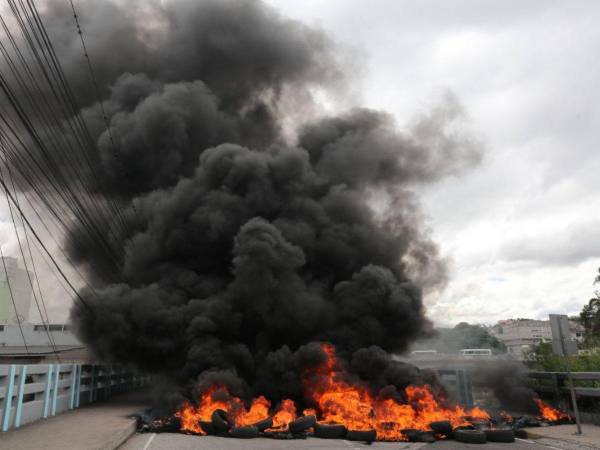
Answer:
top-left (121, 433), bottom-right (577, 450)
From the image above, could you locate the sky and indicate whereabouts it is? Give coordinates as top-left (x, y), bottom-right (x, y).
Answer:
top-left (1, 0), bottom-right (599, 327)
top-left (266, 0), bottom-right (600, 325)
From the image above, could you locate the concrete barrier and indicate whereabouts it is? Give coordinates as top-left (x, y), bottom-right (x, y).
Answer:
top-left (0, 364), bottom-right (149, 432)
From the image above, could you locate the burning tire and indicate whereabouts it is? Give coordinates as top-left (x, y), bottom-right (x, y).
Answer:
top-left (211, 409), bottom-right (232, 434)
top-left (484, 429), bottom-right (515, 443)
top-left (454, 429), bottom-right (487, 444)
top-left (514, 429), bottom-right (528, 439)
top-left (429, 420), bottom-right (453, 436)
top-left (314, 423), bottom-right (347, 439)
top-left (401, 429), bottom-right (422, 442)
top-left (229, 425), bottom-right (260, 439)
top-left (199, 421), bottom-right (215, 435)
top-left (346, 429), bottom-right (377, 442)
top-left (252, 417), bottom-right (273, 432)
top-left (417, 431), bottom-right (436, 443)
top-left (288, 415), bottom-right (316, 434)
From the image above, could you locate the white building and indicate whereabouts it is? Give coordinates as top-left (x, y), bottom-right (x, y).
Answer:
top-left (490, 318), bottom-right (585, 359)
top-left (0, 257), bottom-right (33, 324)
top-left (0, 323), bottom-right (81, 347)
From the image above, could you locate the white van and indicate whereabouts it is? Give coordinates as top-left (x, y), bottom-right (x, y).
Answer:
top-left (459, 348), bottom-right (492, 359)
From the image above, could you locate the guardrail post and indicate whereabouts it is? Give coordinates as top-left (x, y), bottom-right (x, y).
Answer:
top-left (456, 369), bottom-right (473, 407)
top-left (51, 364), bottom-right (60, 416)
top-left (14, 365), bottom-right (27, 428)
top-left (69, 364), bottom-right (77, 409)
top-left (107, 365), bottom-right (112, 398)
top-left (74, 364), bottom-right (81, 408)
top-left (1, 364), bottom-right (16, 431)
top-left (89, 365), bottom-right (96, 403)
top-left (42, 364), bottom-right (53, 418)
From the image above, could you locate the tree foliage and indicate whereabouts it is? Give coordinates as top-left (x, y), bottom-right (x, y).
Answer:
top-left (579, 268), bottom-right (600, 337)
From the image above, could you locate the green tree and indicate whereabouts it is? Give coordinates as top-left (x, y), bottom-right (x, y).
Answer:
top-left (580, 268), bottom-right (600, 337)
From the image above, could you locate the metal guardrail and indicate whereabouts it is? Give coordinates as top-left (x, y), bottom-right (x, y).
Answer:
top-left (0, 364), bottom-right (149, 432)
top-left (436, 369), bottom-right (473, 407)
top-left (529, 371), bottom-right (600, 399)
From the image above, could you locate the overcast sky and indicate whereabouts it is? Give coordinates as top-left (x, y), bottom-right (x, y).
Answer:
top-left (2, 0), bottom-right (599, 327)
top-left (267, 0), bottom-right (600, 325)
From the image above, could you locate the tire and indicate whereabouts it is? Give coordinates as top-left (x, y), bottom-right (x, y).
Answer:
top-left (401, 429), bottom-right (422, 442)
top-left (346, 429), bottom-right (377, 442)
top-left (211, 409), bottom-right (232, 434)
top-left (314, 423), bottom-right (347, 439)
top-left (514, 429), bottom-right (528, 439)
top-left (288, 415), bottom-right (316, 434)
top-left (452, 424), bottom-right (475, 437)
top-left (454, 429), bottom-right (487, 444)
top-left (252, 417), bottom-right (273, 431)
top-left (199, 421), bottom-right (215, 435)
top-left (417, 431), bottom-right (436, 443)
top-left (485, 429), bottom-right (515, 443)
top-left (230, 425), bottom-right (260, 439)
top-left (471, 420), bottom-right (490, 430)
top-left (429, 420), bottom-right (453, 436)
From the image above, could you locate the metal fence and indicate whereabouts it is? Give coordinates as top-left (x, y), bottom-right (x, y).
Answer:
top-left (0, 364), bottom-right (149, 432)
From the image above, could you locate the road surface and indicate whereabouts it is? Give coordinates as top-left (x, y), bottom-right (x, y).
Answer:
top-left (121, 432), bottom-right (589, 450)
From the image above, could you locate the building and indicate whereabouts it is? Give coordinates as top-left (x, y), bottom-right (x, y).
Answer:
top-left (0, 256), bottom-right (33, 324)
top-left (490, 319), bottom-right (551, 358)
top-left (490, 318), bottom-right (585, 359)
top-left (0, 322), bottom-right (85, 363)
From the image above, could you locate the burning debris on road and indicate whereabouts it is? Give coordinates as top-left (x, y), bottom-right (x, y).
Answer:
top-left (138, 344), bottom-right (572, 443)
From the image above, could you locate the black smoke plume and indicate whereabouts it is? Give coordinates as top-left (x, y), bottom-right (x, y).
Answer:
top-left (34, 0), bottom-right (481, 407)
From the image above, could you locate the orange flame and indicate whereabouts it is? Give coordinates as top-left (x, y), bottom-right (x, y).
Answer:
top-left (270, 399), bottom-right (297, 430)
top-left (302, 343), bottom-right (490, 440)
top-left (534, 398), bottom-right (570, 422)
top-left (175, 343), bottom-right (493, 440)
top-left (176, 387), bottom-right (275, 434)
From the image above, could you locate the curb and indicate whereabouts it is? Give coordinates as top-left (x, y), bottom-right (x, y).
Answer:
top-left (523, 428), bottom-right (600, 450)
top-left (99, 417), bottom-right (138, 450)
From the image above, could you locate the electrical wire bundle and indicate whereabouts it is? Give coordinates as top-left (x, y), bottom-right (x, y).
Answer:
top-left (0, 0), bottom-right (126, 358)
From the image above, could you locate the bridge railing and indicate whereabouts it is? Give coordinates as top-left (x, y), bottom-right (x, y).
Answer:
top-left (529, 371), bottom-right (600, 399)
top-left (0, 364), bottom-right (149, 432)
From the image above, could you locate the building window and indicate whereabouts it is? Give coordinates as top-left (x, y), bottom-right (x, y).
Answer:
top-left (0, 325), bottom-right (4, 332)
top-left (34, 324), bottom-right (64, 332)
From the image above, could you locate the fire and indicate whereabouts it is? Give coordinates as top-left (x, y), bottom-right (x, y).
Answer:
top-left (534, 398), bottom-right (570, 422)
top-left (270, 399), bottom-right (297, 430)
top-left (175, 343), bottom-right (493, 440)
top-left (177, 387), bottom-right (279, 434)
top-left (303, 344), bottom-right (490, 440)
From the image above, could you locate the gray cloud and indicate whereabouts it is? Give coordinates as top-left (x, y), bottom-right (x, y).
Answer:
top-left (500, 220), bottom-right (600, 266)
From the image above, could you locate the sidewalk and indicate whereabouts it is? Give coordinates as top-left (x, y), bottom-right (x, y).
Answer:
top-left (524, 424), bottom-right (600, 450)
top-left (0, 390), bottom-right (150, 450)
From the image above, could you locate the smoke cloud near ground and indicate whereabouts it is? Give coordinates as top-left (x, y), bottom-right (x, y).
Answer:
top-left (29, 0), bottom-right (482, 407)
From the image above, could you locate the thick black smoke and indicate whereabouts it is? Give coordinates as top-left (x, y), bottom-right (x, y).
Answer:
top-left (37, 0), bottom-right (482, 406)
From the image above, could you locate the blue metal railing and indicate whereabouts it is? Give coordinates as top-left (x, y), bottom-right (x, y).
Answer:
top-left (0, 364), bottom-right (149, 432)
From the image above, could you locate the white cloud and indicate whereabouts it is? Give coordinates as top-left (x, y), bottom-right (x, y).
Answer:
top-left (267, 0), bottom-right (600, 325)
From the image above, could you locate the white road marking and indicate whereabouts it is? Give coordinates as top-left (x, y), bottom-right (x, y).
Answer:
top-left (142, 433), bottom-right (156, 450)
